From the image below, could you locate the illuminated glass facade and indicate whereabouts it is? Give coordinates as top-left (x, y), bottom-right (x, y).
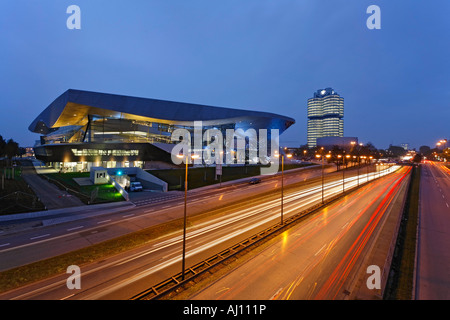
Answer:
top-left (29, 89), bottom-right (295, 172)
top-left (307, 88), bottom-right (344, 148)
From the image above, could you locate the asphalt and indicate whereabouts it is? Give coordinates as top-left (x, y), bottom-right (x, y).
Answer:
top-left (186, 166), bottom-right (411, 300)
top-left (415, 162), bottom-right (450, 299)
top-left (20, 164), bottom-right (85, 210)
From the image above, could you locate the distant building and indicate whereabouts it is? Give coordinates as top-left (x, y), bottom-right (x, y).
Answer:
top-left (400, 143), bottom-right (409, 151)
top-left (316, 136), bottom-right (358, 151)
top-left (24, 147), bottom-right (34, 158)
top-left (307, 87), bottom-right (344, 148)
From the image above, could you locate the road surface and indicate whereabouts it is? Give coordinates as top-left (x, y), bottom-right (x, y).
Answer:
top-left (188, 166), bottom-right (410, 300)
top-left (0, 163), bottom-right (355, 270)
top-left (416, 162), bottom-right (450, 299)
top-left (0, 163), bottom-right (394, 299)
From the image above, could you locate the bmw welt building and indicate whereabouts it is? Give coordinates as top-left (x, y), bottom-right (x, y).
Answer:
top-left (29, 89), bottom-right (295, 172)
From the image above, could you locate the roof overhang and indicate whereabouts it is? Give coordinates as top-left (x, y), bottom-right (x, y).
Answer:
top-left (29, 89), bottom-right (295, 134)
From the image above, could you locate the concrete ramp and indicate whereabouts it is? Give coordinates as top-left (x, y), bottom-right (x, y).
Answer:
top-left (106, 167), bottom-right (168, 192)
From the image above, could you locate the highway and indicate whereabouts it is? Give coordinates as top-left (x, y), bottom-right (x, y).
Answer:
top-left (0, 164), bottom-right (333, 270)
top-left (189, 166), bottom-right (410, 300)
top-left (416, 161), bottom-right (450, 299)
top-left (0, 163), bottom-right (396, 299)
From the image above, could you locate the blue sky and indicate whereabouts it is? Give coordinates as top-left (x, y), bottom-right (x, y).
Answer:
top-left (0, 0), bottom-right (449, 150)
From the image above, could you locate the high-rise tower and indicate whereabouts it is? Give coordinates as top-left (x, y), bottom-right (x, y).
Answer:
top-left (307, 87), bottom-right (344, 148)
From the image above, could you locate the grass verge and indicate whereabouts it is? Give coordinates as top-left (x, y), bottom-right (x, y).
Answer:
top-left (148, 163), bottom-right (312, 190)
top-left (43, 172), bottom-right (124, 204)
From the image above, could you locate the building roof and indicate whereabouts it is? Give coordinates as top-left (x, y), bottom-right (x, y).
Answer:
top-left (29, 89), bottom-right (295, 135)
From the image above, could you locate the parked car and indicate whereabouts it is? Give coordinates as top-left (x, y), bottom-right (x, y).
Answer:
top-left (248, 177), bottom-right (261, 185)
top-left (129, 181), bottom-right (143, 192)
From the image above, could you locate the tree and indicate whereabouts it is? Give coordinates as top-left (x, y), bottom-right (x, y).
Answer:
top-left (329, 145), bottom-right (345, 169)
top-left (0, 135), bottom-right (6, 157)
top-left (412, 154), bottom-right (422, 163)
top-left (387, 145), bottom-right (407, 158)
top-left (5, 139), bottom-right (19, 164)
top-left (419, 145), bottom-right (431, 156)
top-left (442, 148), bottom-right (450, 162)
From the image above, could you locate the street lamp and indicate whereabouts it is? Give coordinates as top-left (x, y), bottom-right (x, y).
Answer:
top-left (361, 156), bottom-right (369, 182)
top-left (177, 152), bottom-right (199, 280)
top-left (353, 155), bottom-right (360, 186)
top-left (344, 154), bottom-right (350, 192)
top-left (437, 139), bottom-right (448, 150)
top-left (338, 155), bottom-right (344, 193)
top-left (316, 153), bottom-right (331, 204)
top-left (275, 153), bottom-right (292, 224)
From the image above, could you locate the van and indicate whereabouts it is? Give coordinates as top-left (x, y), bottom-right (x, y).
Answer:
top-left (129, 181), bottom-right (143, 192)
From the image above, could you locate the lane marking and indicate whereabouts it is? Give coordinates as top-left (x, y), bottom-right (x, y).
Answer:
top-left (270, 287), bottom-right (284, 300)
top-left (315, 244), bottom-right (327, 256)
top-left (97, 219), bottom-right (111, 224)
top-left (67, 226), bottom-right (84, 231)
top-left (30, 234), bottom-right (50, 240)
top-left (216, 287), bottom-right (230, 295)
top-left (0, 243), bottom-right (10, 248)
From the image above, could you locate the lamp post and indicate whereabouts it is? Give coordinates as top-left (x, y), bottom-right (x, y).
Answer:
top-left (361, 156), bottom-right (369, 182)
top-left (276, 153), bottom-right (292, 224)
top-left (343, 154), bottom-right (350, 192)
top-left (316, 153), bottom-right (331, 204)
top-left (338, 155), bottom-right (344, 193)
top-left (369, 156), bottom-right (373, 181)
top-left (337, 154), bottom-right (349, 193)
top-left (437, 139), bottom-right (448, 150)
top-left (177, 152), bottom-right (199, 281)
top-left (353, 155), bottom-right (360, 187)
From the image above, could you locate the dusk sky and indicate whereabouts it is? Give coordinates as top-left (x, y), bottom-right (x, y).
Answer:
top-left (1, 1), bottom-right (449, 150)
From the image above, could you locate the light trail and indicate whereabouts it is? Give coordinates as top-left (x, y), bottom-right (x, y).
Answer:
top-left (86, 166), bottom-right (401, 299)
top-left (1, 164), bottom-right (401, 300)
top-left (313, 166), bottom-right (411, 299)
top-left (189, 166), bottom-right (409, 300)
top-left (113, 166), bottom-right (401, 270)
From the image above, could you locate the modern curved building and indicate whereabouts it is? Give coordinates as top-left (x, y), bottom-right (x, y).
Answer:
top-left (29, 89), bottom-right (295, 172)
